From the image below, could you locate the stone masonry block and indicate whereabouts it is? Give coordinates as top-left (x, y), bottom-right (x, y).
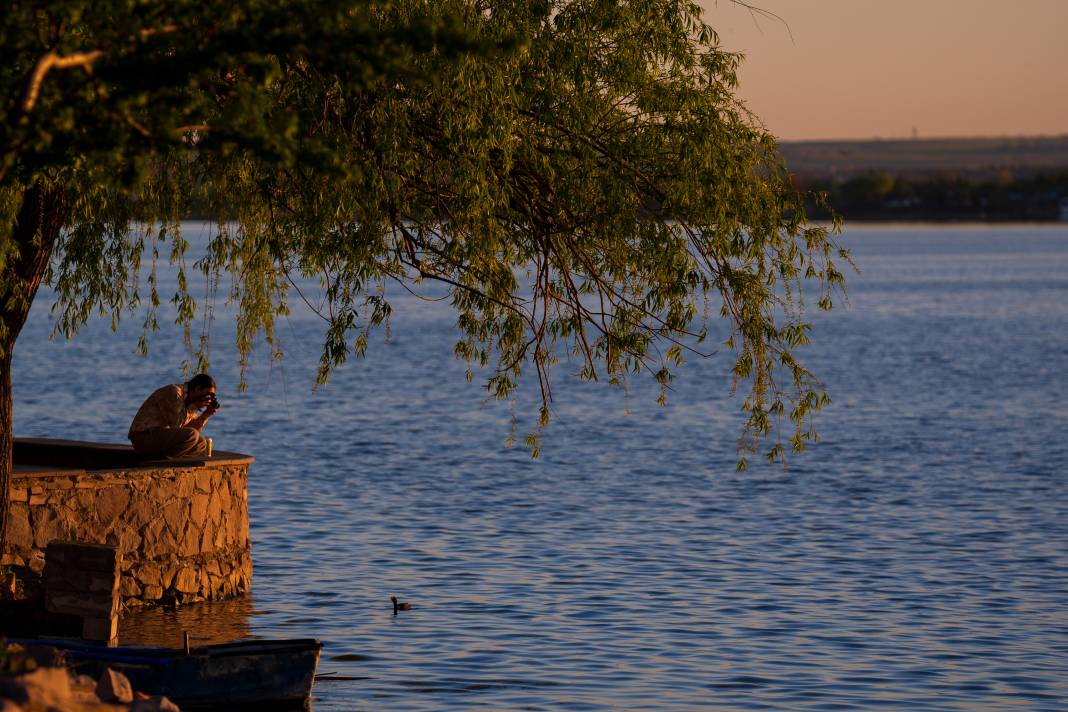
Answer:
top-left (118, 527), bottom-right (142, 555)
top-left (161, 501), bottom-right (187, 536)
top-left (6, 503), bottom-right (32, 552)
top-left (194, 470), bottom-right (213, 493)
top-left (190, 493), bottom-right (210, 522)
top-left (127, 498), bottom-right (159, 529)
top-left (162, 565), bottom-right (179, 590)
top-left (0, 553), bottom-right (24, 567)
top-left (75, 488), bottom-right (98, 512)
top-left (140, 517), bottom-right (170, 557)
top-left (94, 488), bottom-right (131, 528)
top-left (179, 525), bottom-right (201, 558)
top-left (121, 577), bottom-right (142, 599)
top-left (134, 562), bottom-right (163, 588)
top-left (206, 493), bottom-right (224, 527)
top-left (151, 478), bottom-right (178, 504)
top-left (174, 568), bottom-right (199, 594)
top-left (33, 510), bottom-right (70, 548)
top-left (177, 475), bottom-right (195, 498)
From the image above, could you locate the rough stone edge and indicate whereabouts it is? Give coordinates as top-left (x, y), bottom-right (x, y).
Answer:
top-left (5, 452), bottom-right (253, 608)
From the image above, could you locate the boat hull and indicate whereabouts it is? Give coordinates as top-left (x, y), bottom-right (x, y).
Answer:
top-left (18, 638), bottom-right (322, 710)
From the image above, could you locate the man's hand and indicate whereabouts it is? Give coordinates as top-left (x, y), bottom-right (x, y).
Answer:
top-left (189, 390), bottom-right (218, 417)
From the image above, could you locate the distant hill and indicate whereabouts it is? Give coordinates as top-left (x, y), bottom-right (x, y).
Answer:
top-left (778, 136), bottom-right (1068, 221)
top-left (778, 135), bottom-right (1068, 181)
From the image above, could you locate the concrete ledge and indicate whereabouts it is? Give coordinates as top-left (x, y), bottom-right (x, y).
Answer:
top-left (14, 437), bottom-right (254, 470)
top-left (6, 438), bottom-right (254, 607)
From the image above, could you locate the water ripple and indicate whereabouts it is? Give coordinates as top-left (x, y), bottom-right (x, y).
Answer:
top-left (11, 226), bottom-right (1068, 710)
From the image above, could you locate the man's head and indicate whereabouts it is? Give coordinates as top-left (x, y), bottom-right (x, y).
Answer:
top-left (185, 373), bottom-right (217, 408)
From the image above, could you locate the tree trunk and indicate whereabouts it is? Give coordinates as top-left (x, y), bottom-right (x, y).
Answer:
top-left (0, 348), bottom-right (11, 565)
top-left (0, 184), bottom-right (68, 560)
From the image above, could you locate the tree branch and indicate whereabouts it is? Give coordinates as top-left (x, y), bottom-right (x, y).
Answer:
top-left (22, 23), bottom-right (182, 115)
top-left (22, 50), bottom-right (105, 114)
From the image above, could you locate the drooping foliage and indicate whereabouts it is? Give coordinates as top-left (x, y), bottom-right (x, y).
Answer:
top-left (2, 0), bottom-right (848, 480)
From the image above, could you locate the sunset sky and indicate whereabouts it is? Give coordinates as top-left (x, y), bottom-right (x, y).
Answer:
top-left (700, 0), bottom-right (1068, 142)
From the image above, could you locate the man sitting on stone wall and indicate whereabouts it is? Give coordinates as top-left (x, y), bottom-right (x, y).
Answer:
top-left (128, 373), bottom-right (219, 459)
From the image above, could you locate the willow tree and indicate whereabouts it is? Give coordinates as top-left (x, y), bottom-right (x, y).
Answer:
top-left (1, 0), bottom-right (847, 553)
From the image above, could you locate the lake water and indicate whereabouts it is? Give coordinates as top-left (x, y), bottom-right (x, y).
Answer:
top-left (12, 225), bottom-right (1068, 710)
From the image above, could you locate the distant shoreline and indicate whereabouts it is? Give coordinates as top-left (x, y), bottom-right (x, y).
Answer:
top-left (821, 220), bottom-right (1068, 228)
top-left (777, 136), bottom-right (1068, 223)
top-left (779, 134), bottom-right (1068, 181)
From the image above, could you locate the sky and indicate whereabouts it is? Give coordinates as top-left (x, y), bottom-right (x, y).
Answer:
top-left (700, 0), bottom-right (1068, 142)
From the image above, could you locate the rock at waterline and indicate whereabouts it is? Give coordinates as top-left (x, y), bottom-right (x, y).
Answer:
top-left (0, 643), bottom-right (181, 710)
top-left (96, 667), bottom-right (134, 704)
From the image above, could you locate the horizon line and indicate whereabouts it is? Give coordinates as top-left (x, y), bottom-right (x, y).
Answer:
top-left (777, 132), bottom-right (1068, 145)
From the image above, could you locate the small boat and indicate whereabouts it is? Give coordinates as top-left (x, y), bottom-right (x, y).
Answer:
top-left (15, 638), bottom-right (322, 710)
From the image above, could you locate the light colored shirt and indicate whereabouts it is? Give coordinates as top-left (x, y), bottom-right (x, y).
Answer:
top-left (128, 384), bottom-right (200, 438)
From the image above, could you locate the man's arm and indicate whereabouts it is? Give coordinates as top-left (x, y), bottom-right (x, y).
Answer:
top-left (187, 400), bottom-right (219, 432)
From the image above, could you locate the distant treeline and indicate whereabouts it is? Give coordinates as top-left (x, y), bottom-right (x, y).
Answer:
top-left (185, 168), bottom-right (1068, 224)
top-left (795, 169), bottom-right (1068, 222)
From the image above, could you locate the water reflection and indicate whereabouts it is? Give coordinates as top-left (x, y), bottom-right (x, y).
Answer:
top-left (120, 596), bottom-right (256, 649)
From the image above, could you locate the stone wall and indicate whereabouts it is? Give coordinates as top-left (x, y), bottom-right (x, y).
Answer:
top-left (5, 438), bottom-right (253, 607)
